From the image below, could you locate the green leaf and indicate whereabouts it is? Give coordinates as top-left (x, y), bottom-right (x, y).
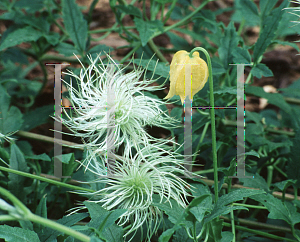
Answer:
top-left (239, 172), bottom-right (270, 192)
top-left (272, 40), bottom-right (300, 52)
top-left (62, 0), bottom-right (88, 52)
top-left (8, 144), bottom-right (29, 202)
top-left (116, 5), bottom-right (142, 17)
top-left (239, 0), bottom-right (260, 26)
top-left (0, 225), bottom-right (40, 242)
top-left (55, 42), bottom-right (80, 56)
top-left (272, 179), bottom-right (296, 191)
top-left (34, 195), bottom-right (47, 232)
top-left (25, 153), bottom-right (51, 162)
top-left (0, 48), bottom-right (28, 64)
top-left (14, 0), bottom-right (44, 13)
top-left (214, 86), bottom-right (237, 95)
top-left (153, 197), bottom-right (186, 225)
top-left (102, 223), bottom-right (124, 242)
top-left (83, 201), bottom-right (126, 237)
top-left (35, 195), bottom-right (47, 218)
top-left (251, 63), bottom-right (273, 78)
top-left (134, 18), bottom-right (164, 46)
top-left (0, 84), bottom-right (23, 135)
top-left (39, 213), bottom-right (89, 242)
top-left (87, 45), bottom-right (114, 59)
top-left (221, 231), bottom-right (234, 242)
top-left (189, 195), bottom-right (212, 222)
top-left (218, 22), bottom-right (239, 69)
top-left (172, 227), bottom-right (193, 242)
top-left (253, 1), bottom-right (287, 62)
top-left (251, 193), bottom-right (300, 226)
top-left (232, 47), bottom-right (251, 64)
top-left (22, 105), bottom-right (52, 131)
top-left (216, 189), bottom-right (265, 208)
top-left (207, 218), bottom-right (223, 242)
top-left (158, 224), bottom-right (181, 242)
top-left (0, 26), bottom-right (43, 51)
top-left (245, 85), bottom-right (291, 113)
top-left (259, 0), bottom-right (277, 21)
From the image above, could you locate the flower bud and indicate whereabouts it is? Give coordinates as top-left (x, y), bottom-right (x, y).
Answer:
top-left (164, 50), bottom-right (209, 104)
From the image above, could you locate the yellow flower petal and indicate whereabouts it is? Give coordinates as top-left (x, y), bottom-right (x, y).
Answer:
top-left (164, 50), bottom-right (209, 104)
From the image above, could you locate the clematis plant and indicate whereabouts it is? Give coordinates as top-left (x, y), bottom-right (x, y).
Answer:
top-left (57, 53), bottom-right (197, 241)
top-left (59, 54), bottom-right (179, 167)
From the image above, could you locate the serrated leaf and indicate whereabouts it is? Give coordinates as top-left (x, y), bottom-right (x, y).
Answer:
top-left (134, 18), bottom-right (164, 46)
top-left (251, 193), bottom-right (300, 226)
top-left (218, 22), bottom-right (239, 69)
top-left (245, 85), bottom-right (291, 113)
top-left (233, 47), bottom-right (251, 64)
top-left (0, 225), bottom-right (40, 242)
top-left (25, 153), bottom-right (51, 162)
top-left (253, 1), bottom-right (287, 62)
top-left (216, 189), bottom-right (265, 208)
top-left (251, 63), bottom-right (273, 78)
top-left (0, 26), bottom-right (43, 51)
top-left (239, 0), bottom-right (260, 26)
top-left (259, 0), bottom-right (277, 21)
top-left (239, 172), bottom-right (269, 192)
top-left (62, 0), bottom-right (88, 52)
top-left (83, 201), bottom-right (126, 235)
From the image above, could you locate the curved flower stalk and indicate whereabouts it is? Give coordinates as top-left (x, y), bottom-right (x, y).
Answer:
top-left (58, 54), bottom-right (179, 167)
top-left (74, 142), bottom-right (194, 241)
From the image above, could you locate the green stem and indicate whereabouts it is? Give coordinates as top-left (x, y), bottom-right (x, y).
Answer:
top-left (232, 203), bottom-right (267, 210)
top-left (0, 187), bottom-right (31, 216)
top-left (89, 25), bottom-right (135, 34)
top-left (223, 222), bottom-right (298, 242)
top-left (0, 166), bottom-right (95, 193)
top-left (119, 42), bottom-right (141, 63)
top-left (163, 0), bottom-right (209, 34)
top-left (237, 18), bottom-right (245, 36)
top-left (189, 47), bottom-right (218, 203)
top-left (27, 213), bottom-right (90, 242)
top-left (230, 207), bottom-right (236, 242)
top-left (267, 165), bottom-right (273, 188)
top-left (0, 215), bottom-right (16, 222)
top-left (163, 0), bottom-right (177, 24)
top-left (148, 39), bottom-right (168, 63)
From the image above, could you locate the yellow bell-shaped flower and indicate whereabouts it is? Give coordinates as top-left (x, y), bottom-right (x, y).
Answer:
top-left (164, 50), bottom-right (209, 104)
